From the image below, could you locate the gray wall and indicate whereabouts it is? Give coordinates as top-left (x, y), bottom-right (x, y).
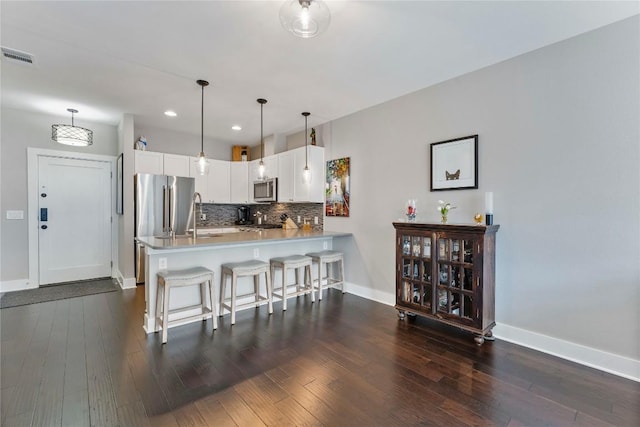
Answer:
top-left (0, 108), bottom-right (118, 282)
top-left (325, 17), bottom-right (639, 361)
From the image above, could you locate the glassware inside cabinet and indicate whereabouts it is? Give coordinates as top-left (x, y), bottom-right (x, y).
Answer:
top-left (452, 240), bottom-right (461, 261)
top-left (402, 236), bottom-right (411, 255)
top-left (412, 237), bottom-right (421, 257)
top-left (402, 281), bottom-right (411, 303)
top-left (423, 238), bottom-right (431, 259)
top-left (439, 264), bottom-right (449, 285)
top-left (438, 288), bottom-right (448, 311)
top-left (422, 260), bottom-right (431, 282)
top-left (451, 266), bottom-right (460, 288)
top-left (402, 259), bottom-right (411, 278)
top-left (438, 239), bottom-right (448, 260)
top-left (463, 239), bottom-right (474, 263)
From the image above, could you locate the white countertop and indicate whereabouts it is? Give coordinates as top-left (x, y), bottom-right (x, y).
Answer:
top-left (136, 229), bottom-right (351, 250)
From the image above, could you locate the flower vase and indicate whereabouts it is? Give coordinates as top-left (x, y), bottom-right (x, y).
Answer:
top-left (441, 214), bottom-right (448, 224)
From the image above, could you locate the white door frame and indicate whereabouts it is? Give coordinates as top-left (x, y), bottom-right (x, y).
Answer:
top-left (27, 148), bottom-right (117, 287)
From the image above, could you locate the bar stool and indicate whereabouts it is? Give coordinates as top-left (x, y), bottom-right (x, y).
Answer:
top-left (306, 250), bottom-right (345, 300)
top-left (219, 260), bottom-right (273, 325)
top-left (156, 267), bottom-right (216, 344)
top-left (270, 255), bottom-right (314, 310)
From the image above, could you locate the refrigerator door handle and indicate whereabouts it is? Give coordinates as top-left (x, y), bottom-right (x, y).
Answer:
top-left (168, 187), bottom-right (173, 234)
top-left (162, 185), bottom-right (167, 232)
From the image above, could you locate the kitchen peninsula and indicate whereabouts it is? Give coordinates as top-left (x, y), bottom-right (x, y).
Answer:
top-left (136, 228), bottom-right (351, 334)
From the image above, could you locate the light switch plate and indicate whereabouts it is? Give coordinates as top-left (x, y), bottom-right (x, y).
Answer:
top-left (159, 258), bottom-right (167, 270)
top-left (6, 210), bottom-right (24, 220)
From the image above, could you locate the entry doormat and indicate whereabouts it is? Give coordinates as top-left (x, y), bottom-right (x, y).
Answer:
top-left (0, 278), bottom-right (119, 309)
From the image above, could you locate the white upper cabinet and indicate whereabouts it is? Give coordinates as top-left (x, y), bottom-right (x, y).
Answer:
top-left (277, 151), bottom-right (295, 202)
top-left (135, 151), bottom-right (191, 177)
top-left (134, 151), bottom-right (164, 175)
top-left (207, 159), bottom-right (230, 204)
top-left (163, 153), bottom-right (191, 177)
top-left (230, 162), bottom-right (249, 204)
top-left (294, 145), bottom-right (324, 203)
top-left (278, 146), bottom-right (324, 203)
top-left (189, 157), bottom-right (230, 203)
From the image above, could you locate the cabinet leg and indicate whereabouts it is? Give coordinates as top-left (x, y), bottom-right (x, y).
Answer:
top-left (474, 335), bottom-right (485, 346)
top-left (484, 330), bottom-right (495, 341)
top-left (397, 310), bottom-right (406, 320)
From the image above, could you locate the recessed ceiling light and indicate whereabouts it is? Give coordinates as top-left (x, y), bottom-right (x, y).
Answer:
top-left (231, 125), bottom-right (242, 131)
top-left (164, 110), bottom-right (177, 117)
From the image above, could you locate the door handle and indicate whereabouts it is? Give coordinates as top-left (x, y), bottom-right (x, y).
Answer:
top-left (41, 225), bottom-right (48, 230)
top-left (40, 208), bottom-right (48, 221)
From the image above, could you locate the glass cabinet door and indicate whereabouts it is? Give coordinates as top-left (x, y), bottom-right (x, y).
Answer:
top-left (435, 234), bottom-right (476, 323)
top-left (398, 233), bottom-right (433, 312)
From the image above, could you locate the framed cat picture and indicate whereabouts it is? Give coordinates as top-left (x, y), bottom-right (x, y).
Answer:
top-left (430, 135), bottom-right (478, 191)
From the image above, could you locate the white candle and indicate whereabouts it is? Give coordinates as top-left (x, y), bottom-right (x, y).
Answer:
top-left (485, 192), bottom-right (494, 214)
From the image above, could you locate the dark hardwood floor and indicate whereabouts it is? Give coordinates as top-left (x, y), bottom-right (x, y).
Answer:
top-left (1, 285), bottom-right (638, 426)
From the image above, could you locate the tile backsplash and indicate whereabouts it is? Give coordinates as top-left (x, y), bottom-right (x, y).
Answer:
top-left (197, 203), bottom-right (324, 230)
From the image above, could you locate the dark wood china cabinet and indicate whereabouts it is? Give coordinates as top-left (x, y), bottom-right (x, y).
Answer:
top-left (393, 222), bottom-right (499, 345)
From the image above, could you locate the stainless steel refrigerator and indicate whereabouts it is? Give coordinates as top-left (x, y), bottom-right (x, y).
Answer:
top-left (135, 173), bottom-right (195, 283)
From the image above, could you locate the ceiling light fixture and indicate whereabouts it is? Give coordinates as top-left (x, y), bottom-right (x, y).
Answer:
top-left (52, 108), bottom-right (93, 146)
top-left (302, 112), bottom-right (311, 183)
top-left (257, 98), bottom-right (268, 179)
top-left (231, 125), bottom-right (242, 131)
top-left (164, 110), bottom-right (177, 117)
top-left (279, 0), bottom-right (331, 39)
top-left (196, 79), bottom-right (210, 175)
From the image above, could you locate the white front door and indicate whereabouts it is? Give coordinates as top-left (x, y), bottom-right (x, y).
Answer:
top-left (38, 156), bottom-right (112, 285)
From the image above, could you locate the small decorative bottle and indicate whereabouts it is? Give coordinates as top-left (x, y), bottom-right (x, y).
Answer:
top-left (406, 199), bottom-right (417, 221)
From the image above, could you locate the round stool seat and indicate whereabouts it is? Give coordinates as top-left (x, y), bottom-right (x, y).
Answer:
top-left (271, 255), bottom-right (312, 268)
top-left (306, 250), bottom-right (343, 263)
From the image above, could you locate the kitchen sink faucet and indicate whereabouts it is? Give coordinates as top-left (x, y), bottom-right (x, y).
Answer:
top-left (192, 192), bottom-right (202, 239)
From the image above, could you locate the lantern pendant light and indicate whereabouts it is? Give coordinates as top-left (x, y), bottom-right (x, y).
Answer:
top-left (196, 79), bottom-right (210, 175)
top-left (302, 112), bottom-right (311, 184)
top-left (257, 98), bottom-right (268, 180)
top-left (52, 109), bottom-right (93, 146)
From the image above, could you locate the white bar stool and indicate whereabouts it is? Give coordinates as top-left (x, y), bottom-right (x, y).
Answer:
top-left (219, 260), bottom-right (273, 325)
top-left (270, 255), bottom-right (314, 310)
top-left (156, 267), bottom-right (216, 344)
top-left (306, 250), bottom-right (345, 300)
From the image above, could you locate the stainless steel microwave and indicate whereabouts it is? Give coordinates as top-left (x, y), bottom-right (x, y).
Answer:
top-left (253, 178), bottom-right (277, 202)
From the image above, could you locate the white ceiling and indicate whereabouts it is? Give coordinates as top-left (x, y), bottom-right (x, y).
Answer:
top-left (1, 1), bottom-right (638, 145)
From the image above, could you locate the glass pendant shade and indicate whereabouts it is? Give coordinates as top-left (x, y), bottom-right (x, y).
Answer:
top-left (257, 98), bottom-right (268, 180)
top-left (196, 79), bottom-right (210, 175)
top-left (303, 165), bottom-right (311, 183)
top-left (197, 151), bottom-right (209, 175)
top-left (302, 111), bottom-right (311, 184)
top-left (279, 0), bottom-right (331, 38)
top-left (52, 109), bottom-right (93, 146)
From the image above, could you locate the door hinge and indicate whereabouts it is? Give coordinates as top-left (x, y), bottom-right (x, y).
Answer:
top-left (110, 261), bottom-right (113, 268)
top-left (111, 216), bottom-right (113, 223)
top-left (110, 171), bottom-right (113, 178)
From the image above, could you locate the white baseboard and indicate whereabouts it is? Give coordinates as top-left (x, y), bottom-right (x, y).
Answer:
top-left (493, 323), bottom-right (639, 382)
top-left (344, 281), bottom-right (395, 306)
top-left (342, 284), bottom-right (639, 382)
top-left (114, 269), bottom-right (137, 289)
top-left (0, 278), bottom-right (37, 293)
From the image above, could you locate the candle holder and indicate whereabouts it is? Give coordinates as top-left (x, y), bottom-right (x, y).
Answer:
top-left (406, 199), bottom-right (417, 221)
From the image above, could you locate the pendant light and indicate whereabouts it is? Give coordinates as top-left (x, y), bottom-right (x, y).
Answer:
top-left (196, 79), bottom-right (210, 175)
top-left (257, 98), bottom-right (268, 180)
top-left (52, 109), bottom-right (93, 146)
top-left (279, 0), bottom-right (331, 38)
top-left (302, 112), bottom-right (311, 183)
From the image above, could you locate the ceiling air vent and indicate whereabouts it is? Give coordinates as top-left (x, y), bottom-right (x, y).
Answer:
top-left (1, 47), bottom-right (35, 65)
